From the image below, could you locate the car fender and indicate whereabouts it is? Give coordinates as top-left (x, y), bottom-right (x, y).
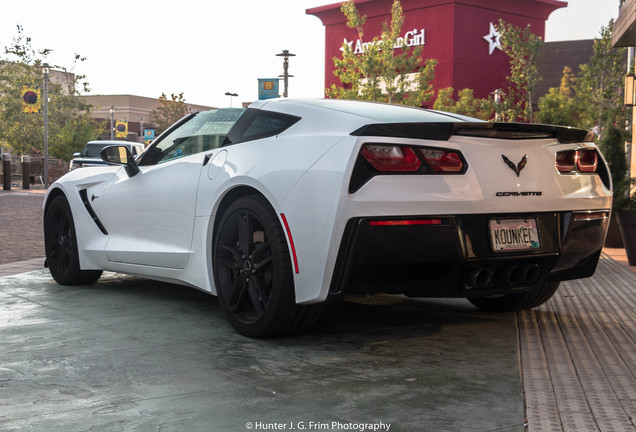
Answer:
top-left (194, 135), bottom-right (347, 295)
top-left (44, 167), bottom-right (121, 271)
top-left (277, 136), bottom-right (360, 304)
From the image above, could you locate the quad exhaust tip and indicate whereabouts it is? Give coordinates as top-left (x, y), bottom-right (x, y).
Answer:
top-left (467, 264), bottom-right (541, 289)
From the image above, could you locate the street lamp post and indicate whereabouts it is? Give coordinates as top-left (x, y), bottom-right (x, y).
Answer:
top-left (276, 50), bottom-right (295, 98)
top-left (224, 92), bottom-right (238, 107)
top-left (110, 106), bottom-right (115, 140)
top-left (492, 89), bottom-right (502, 122)
top-left (42, 63), bottom-right (50, 188)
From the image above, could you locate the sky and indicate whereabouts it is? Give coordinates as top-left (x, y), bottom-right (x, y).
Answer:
top-left (0, 0), bottom-right (621, 109)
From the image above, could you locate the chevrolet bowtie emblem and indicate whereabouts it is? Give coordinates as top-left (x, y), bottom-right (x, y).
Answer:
top-left (502, 154), bottom-right (527, 177)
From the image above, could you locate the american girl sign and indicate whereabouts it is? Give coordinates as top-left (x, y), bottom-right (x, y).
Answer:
top-left (341, 28), bottom-right (426, 54)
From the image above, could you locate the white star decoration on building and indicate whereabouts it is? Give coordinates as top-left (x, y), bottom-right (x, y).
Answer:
top-left (483, 22), bottom-right (502, 55)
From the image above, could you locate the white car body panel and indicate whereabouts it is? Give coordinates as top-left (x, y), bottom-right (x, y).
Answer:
top-left (97, 154), bottom-right (203, 269)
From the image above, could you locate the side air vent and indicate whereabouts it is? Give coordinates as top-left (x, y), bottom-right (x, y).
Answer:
top-left (79, 189), bottom-right (108, 235)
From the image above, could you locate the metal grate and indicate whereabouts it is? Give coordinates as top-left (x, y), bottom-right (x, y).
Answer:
top-left (519, 254), bottom-right (636, 431)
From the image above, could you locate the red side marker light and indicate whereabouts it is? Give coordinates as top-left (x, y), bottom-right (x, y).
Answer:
top-left (280, 213), bottom-right (299, 273)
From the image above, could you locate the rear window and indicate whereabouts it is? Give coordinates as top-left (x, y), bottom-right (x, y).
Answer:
top-left (223, 109), bottom-right (300, 145)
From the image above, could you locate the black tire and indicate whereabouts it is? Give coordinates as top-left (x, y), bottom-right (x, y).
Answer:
top-left (467, 281), bottom-right (561, 312)
top-left (213, 195), bottom-right (321, 337)
top-left (44, 195), bottom-right (102, 285)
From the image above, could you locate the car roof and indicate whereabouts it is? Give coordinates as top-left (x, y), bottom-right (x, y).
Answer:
top-left (249, 98), bottom-right (482, 124)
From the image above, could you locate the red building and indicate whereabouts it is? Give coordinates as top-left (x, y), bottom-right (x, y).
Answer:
top-left (307, 0), bottom-right (567, 104)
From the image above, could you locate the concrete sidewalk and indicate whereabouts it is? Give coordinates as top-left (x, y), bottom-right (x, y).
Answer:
top-left (0, 271), bottom-right (524, 431)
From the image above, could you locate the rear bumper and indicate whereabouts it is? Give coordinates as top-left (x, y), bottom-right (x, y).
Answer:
top-left (327, 210), bottom-right (609, 301)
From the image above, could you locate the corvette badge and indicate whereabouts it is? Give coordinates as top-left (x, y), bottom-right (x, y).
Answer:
top-left (502, 154), bottom-right (527, 177)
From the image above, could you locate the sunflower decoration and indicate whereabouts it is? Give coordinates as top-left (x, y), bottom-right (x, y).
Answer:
top-left (22, 86), bottom-right (41, 113)
top-left (115, 120), bottom-right (128, 138)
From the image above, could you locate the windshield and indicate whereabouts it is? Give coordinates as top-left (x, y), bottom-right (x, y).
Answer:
top-left (80, 143), bottom-right (111, 158)
top-left (140, 108), bottom-right (245, 165)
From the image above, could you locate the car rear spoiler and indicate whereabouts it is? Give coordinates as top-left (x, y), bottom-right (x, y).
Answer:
top-left (351, 122), bottom-right (595, 144)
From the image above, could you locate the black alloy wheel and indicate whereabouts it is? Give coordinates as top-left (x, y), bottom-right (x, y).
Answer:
top-left (213, 195), bottom-right (321, 337)
top-left (44, 195), bottom-right (102, 285)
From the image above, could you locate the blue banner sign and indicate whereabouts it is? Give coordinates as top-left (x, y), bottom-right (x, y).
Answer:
top-left (143, 129), bottom-right (155, 144)
top-left (258, 78), bottom-right (280, 100)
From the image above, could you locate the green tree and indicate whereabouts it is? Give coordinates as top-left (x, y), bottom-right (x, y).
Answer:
top-left (559, 65), bottom-right (575, 98)
top-left (534, 20), bottom-right (631, 206)
top-left (536, 19), bottom-right (628, 132)
top-left (598, 127), bottom-right (629, 209)
top-left (53, 118), bottom-right (104, 161)
top-left (536, 87), bottom-right (577, 126)
top-left (0, 59), bottom-right (43, 154)
top-left (496, 20), bottom-right (544, 122)
top-left (327, 0), bottom-right (437, 106)
top-left (0, 25), bottom-right (99, 158)
top-left (575, 20), bottom-right (630, 207)
top-left (151, 92), bottom-right (191, 133)
top-left (433, 87), bottom-right (494, 120)
top-left (535, 67), bottom-right (579, 126)
top-left (574, 20), bottom-right (627, 133)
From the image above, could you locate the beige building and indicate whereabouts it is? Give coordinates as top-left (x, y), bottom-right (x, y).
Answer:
top-left (80, 94), bottom-right (215, 142)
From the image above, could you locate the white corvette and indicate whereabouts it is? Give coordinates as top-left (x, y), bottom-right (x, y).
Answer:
top-left (43, 99), bottom-right (612, 337)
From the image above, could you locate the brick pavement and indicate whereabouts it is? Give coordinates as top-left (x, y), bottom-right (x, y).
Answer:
top-left (0, 189), bottom-right (46, 266)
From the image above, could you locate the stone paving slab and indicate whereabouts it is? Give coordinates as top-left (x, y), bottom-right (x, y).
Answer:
top-left (0, 271), bottom-right (524, 432)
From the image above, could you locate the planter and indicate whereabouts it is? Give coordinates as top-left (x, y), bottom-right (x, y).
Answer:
top-left (604, 213), bottom-right (624, 248)
top-left (617, 208), bottom-right (636, 266)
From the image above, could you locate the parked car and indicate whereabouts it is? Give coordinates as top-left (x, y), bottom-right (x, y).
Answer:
top-left (69, 140), bottom-right (145, 171)
top-left (44, 99), bottom-right (611, 337)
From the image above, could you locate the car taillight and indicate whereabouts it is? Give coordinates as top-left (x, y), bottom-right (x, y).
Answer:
top-left (350, 144), bottom-right (468, 193)
top-left (419, 149), bottom-right (464, 172)
top-left (577, 150), bottom-right (598, 172)
top-left (361, 145), bottom-right (421, 172)
top-left (555, 151), bottom-right (576, 172)
top-left (556, 149), bottom-right (599, 173)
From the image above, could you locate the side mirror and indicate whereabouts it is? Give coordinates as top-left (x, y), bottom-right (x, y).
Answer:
top-left (73, 152), bottom-right (80, 157)
top-left (101, 145), bottom-right (140, 177)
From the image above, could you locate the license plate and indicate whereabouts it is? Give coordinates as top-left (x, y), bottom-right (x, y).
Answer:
top-left (489, 218), bottom-right (540, 252)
